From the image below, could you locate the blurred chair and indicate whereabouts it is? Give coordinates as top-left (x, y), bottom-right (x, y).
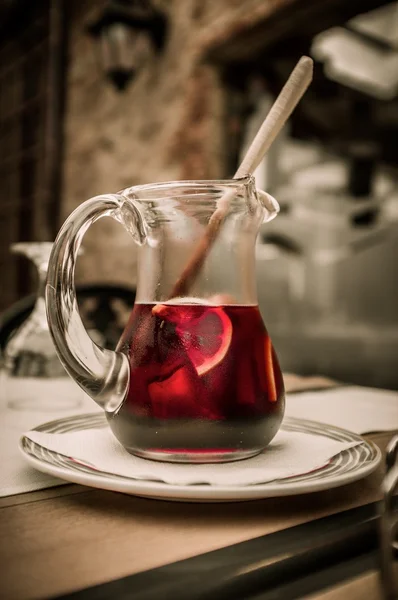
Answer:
top-left (0, 284), bottom-right (136, 352)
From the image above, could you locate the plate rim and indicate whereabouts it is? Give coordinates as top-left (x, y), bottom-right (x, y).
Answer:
top-left (19, 414), bottom-right (382, 501)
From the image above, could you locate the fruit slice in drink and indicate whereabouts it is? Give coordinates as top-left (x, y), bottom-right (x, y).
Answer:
top-left (152, 298), bottom-right (233, 376)
top-left (265, 336), bottom-right (277, 402)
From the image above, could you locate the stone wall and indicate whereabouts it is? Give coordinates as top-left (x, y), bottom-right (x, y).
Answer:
top-left (62, 0), bottom-right (292, 287)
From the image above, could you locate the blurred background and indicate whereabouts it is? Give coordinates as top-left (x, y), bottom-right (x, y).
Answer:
top-left (1, 0), bottom-right (397, 389)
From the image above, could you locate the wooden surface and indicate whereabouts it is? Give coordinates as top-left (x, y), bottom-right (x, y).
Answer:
top-left (0, 375), bottom-right (394, 600)
top-left (0, 430), bottom-right (392, 600)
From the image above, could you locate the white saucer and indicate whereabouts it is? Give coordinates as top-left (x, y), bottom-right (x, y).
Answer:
top-left (20, 414), bottom-right (381, 503)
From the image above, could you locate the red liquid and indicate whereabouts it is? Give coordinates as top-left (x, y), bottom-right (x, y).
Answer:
top-left (110, 303), bottom-right (285, 461)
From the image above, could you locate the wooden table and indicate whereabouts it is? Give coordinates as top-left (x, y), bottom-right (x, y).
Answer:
top-left (0, 376), bottom-right (394, 600)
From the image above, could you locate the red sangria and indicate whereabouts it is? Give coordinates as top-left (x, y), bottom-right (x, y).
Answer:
top-left (111, 300), bottom-right (285, 462)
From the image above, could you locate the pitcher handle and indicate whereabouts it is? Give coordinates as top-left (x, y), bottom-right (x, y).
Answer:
top-left (46, 194), bottom-right (143, 413)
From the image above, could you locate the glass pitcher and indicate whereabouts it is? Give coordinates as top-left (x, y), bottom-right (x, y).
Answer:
top-left (46, 177), bottom-right (285, 462)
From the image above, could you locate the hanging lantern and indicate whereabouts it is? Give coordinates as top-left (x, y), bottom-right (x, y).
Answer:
top-left (87, 0), bottom-right (167, 91)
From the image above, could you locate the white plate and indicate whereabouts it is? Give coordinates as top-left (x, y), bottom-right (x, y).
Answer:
top-left (20, 414), bottom-right (381, 503)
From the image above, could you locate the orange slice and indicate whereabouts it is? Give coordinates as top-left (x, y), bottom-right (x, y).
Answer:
top-left (265, 336), bottom-right (277, 402)
top-left (153, 298), bottom-right (232, 376)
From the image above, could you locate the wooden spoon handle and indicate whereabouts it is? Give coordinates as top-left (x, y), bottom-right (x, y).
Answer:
top-left (169, 57), bottom-right (313, 299)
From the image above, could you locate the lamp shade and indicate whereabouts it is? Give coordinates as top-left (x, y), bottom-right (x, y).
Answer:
top-left (87, 0), bottom-right (167, 91)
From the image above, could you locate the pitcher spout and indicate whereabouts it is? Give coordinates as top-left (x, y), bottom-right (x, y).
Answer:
top-left (257, 190), bottom-right (280, 223)
top-left (118, 196), bottom-right (148, 245)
